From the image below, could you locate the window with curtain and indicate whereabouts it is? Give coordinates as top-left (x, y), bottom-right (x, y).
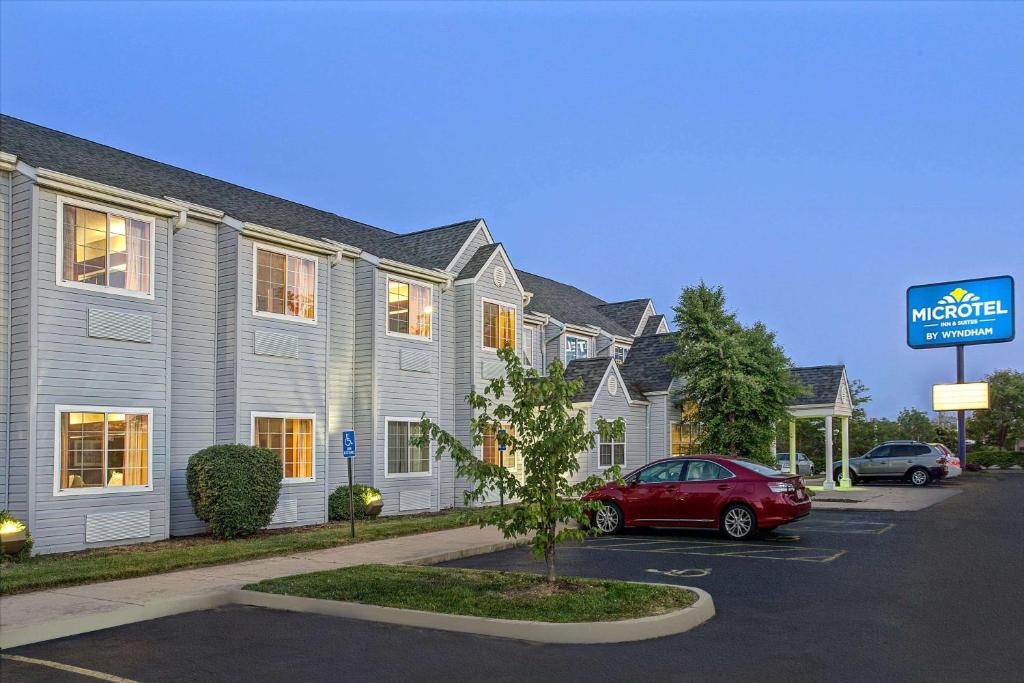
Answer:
top-left (613, 345), bottom-right (628, 363)
top-left (522, 327), bottom-right (534, 367)
top-left (255, 247), bottom-right (316, 320)
top-left (254, 415), bottom-right (314, 480)
top-left (482, 424), bottom-right (516, 469)
top-left (59, 410), bottom-right (149, 491)
top-left (387, 420), bottom-right (430, 475)
top-left (671, 402), bottom-right (703, 456)
top-left (599, 430), bottom-right (626, 467)
top-left (62, 203), bottom-right (152, 294)
top-left (387, 278), bottom-right (432, 338)
top-left (483, 301), bottom-right (516, 350)
top-left (565, 336), bottom-right (590, 362)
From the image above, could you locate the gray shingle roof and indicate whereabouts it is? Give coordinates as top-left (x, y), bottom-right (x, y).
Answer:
top-left (641, 314), bottom-right (667, 336)
top-left (619, 333), bottom-right (677, 393)
top-left (789, 365), bottom-right (845, 406)
top-left (0, 115), bottom-right (479, 270)
top-left (517, 270), bottom-right (633, 336)
top-left (594, 299), bottom-right (651, 336)
top-left (563, 358), bottom-right (613, 402)
top-left (456, 242), bottom-right (502, 279)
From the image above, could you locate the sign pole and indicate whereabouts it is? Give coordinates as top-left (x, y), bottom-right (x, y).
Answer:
top-left (348, 457), bottom-right (355, 538)
top-left (956, 345), bottom-right (967, 469)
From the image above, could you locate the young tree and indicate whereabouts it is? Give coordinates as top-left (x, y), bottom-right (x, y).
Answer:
top-left (666, 282), bottom-right (801, 465)
top-left (415, 347), bottom-right (623, 583)
top-left (967, 369), bottom-right (1024, 449)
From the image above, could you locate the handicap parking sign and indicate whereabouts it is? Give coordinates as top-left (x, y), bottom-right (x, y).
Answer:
top-left (342, 430), bottom-right (356, 458)
top-left (497, 429), bottom-right (507, 452)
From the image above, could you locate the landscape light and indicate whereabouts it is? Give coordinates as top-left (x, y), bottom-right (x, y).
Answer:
top-left (932, 382), bottom-right (990, 412)
top-left (0, 517), bottom-right (27, 556)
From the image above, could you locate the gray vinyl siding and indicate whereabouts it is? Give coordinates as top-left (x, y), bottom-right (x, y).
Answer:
top-left (452, 281), bottom-right (475, 506)
top-left (351, 259), bottom-right (376, 488)
top-left (235, 237), bottom-right (328, 528)
top-left (215, 229), bottom-right (238, 444)
top-left (326, 255), bottom-right (357, 497)
top-left (169, 218), bottom-right (219, 535)
top-left (0, 170), bottom-right (9, 510)
top-left (543, 321), bottom-right (561, 374)
top-left (648, 394), bottom-right (670, 458)
top-left (5, 172), bottom-right (33, 522)
top-left (437, 280), bottom-right (456, 508)
top-left (587, 376), bottom-right (649, 476)
top-left (374, 269), bottom-right (441, 515)
top-left (31, 189), bottom-right (170, 554)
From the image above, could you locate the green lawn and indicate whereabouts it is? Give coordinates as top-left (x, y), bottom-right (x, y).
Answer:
top-left (0, 511), bottom-right (470, 596)
top-left (245, 564), bottom-right (696, 622)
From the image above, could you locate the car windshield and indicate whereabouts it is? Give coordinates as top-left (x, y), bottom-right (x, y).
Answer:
top-left (733, 460), bottom-right (784, 476)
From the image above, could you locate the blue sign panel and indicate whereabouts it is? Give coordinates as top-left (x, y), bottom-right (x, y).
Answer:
top-left (907, 276), bottom-right (1015, 349)
top-left (497, 429), bottom-right (507, 453)
top-left (342, 430), bottom-right (356, 458)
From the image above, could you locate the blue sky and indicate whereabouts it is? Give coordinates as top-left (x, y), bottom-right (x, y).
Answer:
top-left (2, 1), bottom-right (1021, 418)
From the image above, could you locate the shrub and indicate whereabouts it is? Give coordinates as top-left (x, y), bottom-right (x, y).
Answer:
top-left (186, 444), bottom-right (282, 538)
top-left (329, 484), bottom-right (383, 521)
top-left (968, 448), bottom-right (1024, 468)
top-left (0, 510), bottom-right (33, 562)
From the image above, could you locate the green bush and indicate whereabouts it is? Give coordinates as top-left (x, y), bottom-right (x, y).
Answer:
top-left (0, 509), bottom-right (33, 562)
top-left (968, 448), bottom-right (1024, 468)
top-left (329, 484), bottom-right (383, 521)
top-left (186, 444), bottom-right (282, 538)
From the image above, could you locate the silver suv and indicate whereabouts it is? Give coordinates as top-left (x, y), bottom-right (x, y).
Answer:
top-left (833, 441), bottom-right (948, 487)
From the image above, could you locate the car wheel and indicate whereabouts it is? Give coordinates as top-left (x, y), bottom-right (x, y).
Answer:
top-left (721, 504), bottom-right (757, 540)
top-left (908, 468), bottom-right (930, 487)
top-left (593, 502), bottom-right (624, 534)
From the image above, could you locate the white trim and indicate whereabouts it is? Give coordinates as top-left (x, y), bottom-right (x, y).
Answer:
top-left (55, 195), bottom-right (157, 300)
top-left (598, 428), bottom-right (627, 468)
top-left (383, 416), bottom-right (434, 479)
top-left (250, 411), bottom-right (318, 483)
top-left (634, 300), bottom-right (656, 337)
top-left (565, 334), bottom-right (591, 362)
top-left (443, 219), bottom-right (492, 273)
top-left (52, 405), bottom-right (155, 497)
top-left (251, 241), bottom-right (319, 325)
top-left (453, 244), bottom-right (526, 296)
top-left (384, 274), bottom-right (434, 342)
top-left (480, 296), bottom-right (519, 353)
top-left (36, 168), bottom-right (181, 217)
top-left (522, 325), bottom-right (535, 367)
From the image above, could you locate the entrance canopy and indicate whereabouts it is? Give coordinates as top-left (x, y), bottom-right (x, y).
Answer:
top-left (786, 365), bottom-right (853, 490)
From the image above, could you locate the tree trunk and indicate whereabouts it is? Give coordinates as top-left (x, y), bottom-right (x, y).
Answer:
top-left (545, 542), bottom-right (556, 583)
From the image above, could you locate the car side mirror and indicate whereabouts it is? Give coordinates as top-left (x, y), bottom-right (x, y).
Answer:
top-left (628, 479), bottom-right (640, 487)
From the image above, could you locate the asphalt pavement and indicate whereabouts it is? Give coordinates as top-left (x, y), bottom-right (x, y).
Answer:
top-left (3, 473), bottom-right (1021, 683)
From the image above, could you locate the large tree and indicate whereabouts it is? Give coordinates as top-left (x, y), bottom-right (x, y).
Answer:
top-left (666, 282), bottom-right (801, 465)
top-left (968, 369), bottom-right (1024, 450)
top-left (896, 408), bottom-right (936, 443)
top-left (415, 347), bottom-right (623, 583)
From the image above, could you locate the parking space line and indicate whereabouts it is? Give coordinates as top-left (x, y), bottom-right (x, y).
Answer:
top-left (579, 538), bottom-right (847, 563)
top-left (0, 654), bottom-right (139, 682)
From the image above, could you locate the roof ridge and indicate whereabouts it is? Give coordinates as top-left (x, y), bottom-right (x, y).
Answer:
top-left (596, 298), bottom-right (651, 307)
top-left (0, 113), bottom-right (398, 238)
top-left (517, 269), bottom-right (611, 305)
top-left (394, 218), bottom-right (482, 239)
top-left (792, 364), bottom-right (844, 370)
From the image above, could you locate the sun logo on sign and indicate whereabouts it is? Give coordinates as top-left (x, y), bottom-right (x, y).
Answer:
top-left (939, 287), bottom-right (978, 305)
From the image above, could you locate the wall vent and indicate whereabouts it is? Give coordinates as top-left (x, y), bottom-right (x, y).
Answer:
top-left (85, 510), bottom-right (151, 544)
top-left (493, 266), bottom-right (507, 288)
top-left (88, 308), bottom-right (153, 343)
top-left (608, 374), bottom-right (619, 396)
top-left (270, 498), bottom-right (298, 525)
top-left (400, 349), bottom-right (433, 373)
top-left (254, 331), bottom-right (299, 359)
top-left (399, 489), bottom-right (432, 512)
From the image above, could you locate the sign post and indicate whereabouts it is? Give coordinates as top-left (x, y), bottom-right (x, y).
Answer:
top-left (342, 430), bottom-right (356, 538)
top-left (497, 429), bottom-right (507, 507)
top-left (907, 275), bottom-right (1015, 469)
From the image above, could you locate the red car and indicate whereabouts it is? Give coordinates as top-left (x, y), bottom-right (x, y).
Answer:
top-left (583, 455), bottom-right (811, 540)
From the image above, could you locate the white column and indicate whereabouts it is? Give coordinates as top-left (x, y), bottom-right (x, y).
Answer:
top-left (823, 415), bottom-right (835, 490)
top-left (840, 416), bottom-right (852, 489)
top-left (788, 419), bottom-right (797, 475)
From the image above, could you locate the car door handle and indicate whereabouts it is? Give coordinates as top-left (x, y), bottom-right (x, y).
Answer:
top-left (717, 484), bottom-right (731, 491)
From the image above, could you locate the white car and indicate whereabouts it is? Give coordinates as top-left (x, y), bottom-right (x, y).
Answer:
top-left (931, 443), bottom-right (961, 478)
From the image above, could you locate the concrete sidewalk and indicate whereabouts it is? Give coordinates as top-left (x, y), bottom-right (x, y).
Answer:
top-left (0, 525), bottom-right (525, 645)
top-left (806, 481), bottom-right (961, 511)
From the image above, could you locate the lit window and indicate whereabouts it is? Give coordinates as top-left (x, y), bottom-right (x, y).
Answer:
top-left (613, 346), bottom-right (628, 363)
top-left (565, 336), bottom-right (589, 362)
top-left (483, 424), bottom-right (516, 469)
top-left (61, 203), bottom-right (152, 295)
top-left (671, 403), bottom-right (703, 456)
top-left (58, 410), bottom-right (150, 491)
top-left (599, 431), bottom-right (626, 467)
top-left (255, 246), bottom-right (316, 320)
top-left (254, 415), bottom-right (314, 480)
top-left (387, 420), bottom-right (430, 476)
top-left (388, 279), bottom-right (432, 338)
top-left (522, 327), bottom-right (534, 367)
top-left (483, 301), bottom-right (516, 350)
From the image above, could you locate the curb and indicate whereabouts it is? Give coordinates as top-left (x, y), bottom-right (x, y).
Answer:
top-left (233, 583), bottom-right (715, 644)
top-left (401, 535), bottom-right (531, 566)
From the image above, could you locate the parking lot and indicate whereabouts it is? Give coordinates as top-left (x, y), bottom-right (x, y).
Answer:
top-left (3, 473), bottom-right (1022, 683)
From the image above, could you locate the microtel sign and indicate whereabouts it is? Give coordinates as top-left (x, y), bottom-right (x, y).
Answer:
top-left (907, 276), bottom-right (1015, 349)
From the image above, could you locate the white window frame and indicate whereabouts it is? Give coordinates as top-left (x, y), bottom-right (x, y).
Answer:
top-left (480, 297), bottom-right (518, 353)
top-left (55, 196), bottom-right (157, 300)
top-left (613, 345), bottom-right (629, 363)
top-left (250, 411), bottom-right (317, 483)
top-left (252, 242), bottom-right (319, 325)
top-left (522, 326), bottom-right (535, 367)
top-left (565, 335), bottom-right (590, 362)
top-left (384, 417), bottom-right (433, 479)
top-left (598, 430), bottom-right (626, 468)
top-left (52, 405), bottom-right (155, 497)
top-left (385, 275), bottom-right (434, 342)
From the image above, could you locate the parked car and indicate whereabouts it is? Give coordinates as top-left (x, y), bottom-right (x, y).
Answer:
top-left (832, 441), bottom-right (948, 487)
top-left (776, 451), bottom-right (815, 476)
top-left (930, 443), bottom-right (961, 478)
top-left (584, 456), bottom-right (811, 540)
